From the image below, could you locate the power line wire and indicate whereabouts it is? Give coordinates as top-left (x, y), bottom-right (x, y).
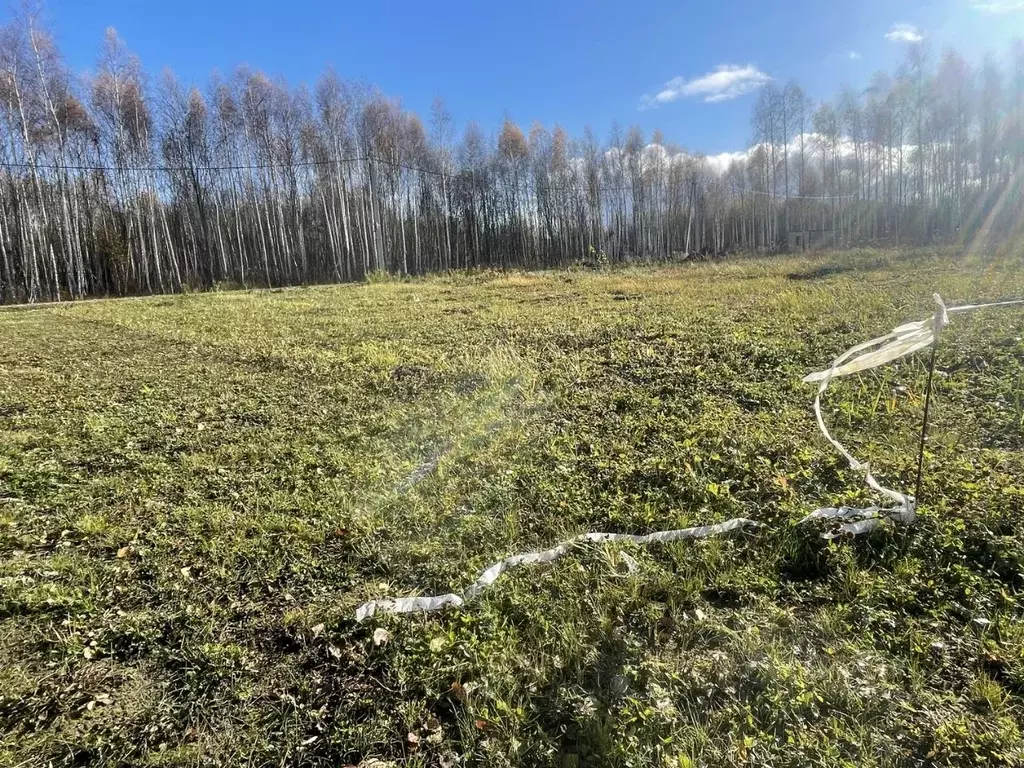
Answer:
top-left (1, 153), bottom-right (943, 205)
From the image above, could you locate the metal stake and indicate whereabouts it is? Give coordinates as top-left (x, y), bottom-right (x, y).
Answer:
top-left (913, 341), bottom-right (939, 504)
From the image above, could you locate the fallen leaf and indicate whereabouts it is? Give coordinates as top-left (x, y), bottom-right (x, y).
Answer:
top-left (180, 566), bottom-right (192, 579)
top-left (617, 551), bottom-right (639, 574)
top-left (116, 546), bottom-right (130, 559)
top-left (311, 623), bottom-right (325, 638)
top-left (474, 719), bottom-right (487, 731)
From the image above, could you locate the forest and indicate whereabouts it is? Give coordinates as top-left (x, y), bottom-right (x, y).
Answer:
top-left (1, 7), bottom-right (1023, 302)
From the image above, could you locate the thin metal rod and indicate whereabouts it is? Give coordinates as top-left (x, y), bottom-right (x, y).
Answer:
top-left (914, 341), bottom-right (940, 503)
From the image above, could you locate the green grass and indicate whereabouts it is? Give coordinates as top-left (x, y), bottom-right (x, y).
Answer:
top-left (2, 248), bottom-right (1024, 767)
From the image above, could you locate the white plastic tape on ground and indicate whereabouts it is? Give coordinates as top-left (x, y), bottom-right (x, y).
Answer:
top-left (803, 294), bottom-right (1024, 535)
top-left (799, 506), bottom-right (892, 538)
top-left (356, 295), bottom-right (1024, 621)
top-left (355, 518), bottom-right (761, 621)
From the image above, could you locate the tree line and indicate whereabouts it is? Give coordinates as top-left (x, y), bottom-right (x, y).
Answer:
top-left (1, 8), bottom-right (1022, 303)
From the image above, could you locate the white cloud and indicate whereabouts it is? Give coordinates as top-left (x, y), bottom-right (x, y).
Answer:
top-left (644, 64), bottom-right (771, 108)
top-left (885, 23), bottom-right (924, 43)
top-left (705, 151), bottom-right (749, 175)
top-left (969, 1), bottom-right (1024, 12)
top-left (848, 51), bottom-right (862, 60)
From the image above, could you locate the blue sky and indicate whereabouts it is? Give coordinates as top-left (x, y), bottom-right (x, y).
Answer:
top-left (42, 0), bottom-right (1024, 155)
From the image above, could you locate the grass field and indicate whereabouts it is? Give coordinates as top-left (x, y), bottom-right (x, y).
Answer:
top-left (3, 249), bottom-right (1024, 767)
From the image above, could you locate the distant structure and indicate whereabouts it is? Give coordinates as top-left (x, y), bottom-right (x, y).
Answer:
top-left (787, 228), bottom-right (840, 252)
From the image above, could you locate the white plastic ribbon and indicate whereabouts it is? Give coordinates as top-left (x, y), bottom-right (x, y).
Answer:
top-left (355, 517), bottom-right (761, 621)
top-left (948, 298), bottom-right (1024, 314)
top-left (355, 295), bottom-right (1024, 619)
top-left (803, 294), bottom-right (1024, 536)
top-left (799, 506), bottom-right (891, 538)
